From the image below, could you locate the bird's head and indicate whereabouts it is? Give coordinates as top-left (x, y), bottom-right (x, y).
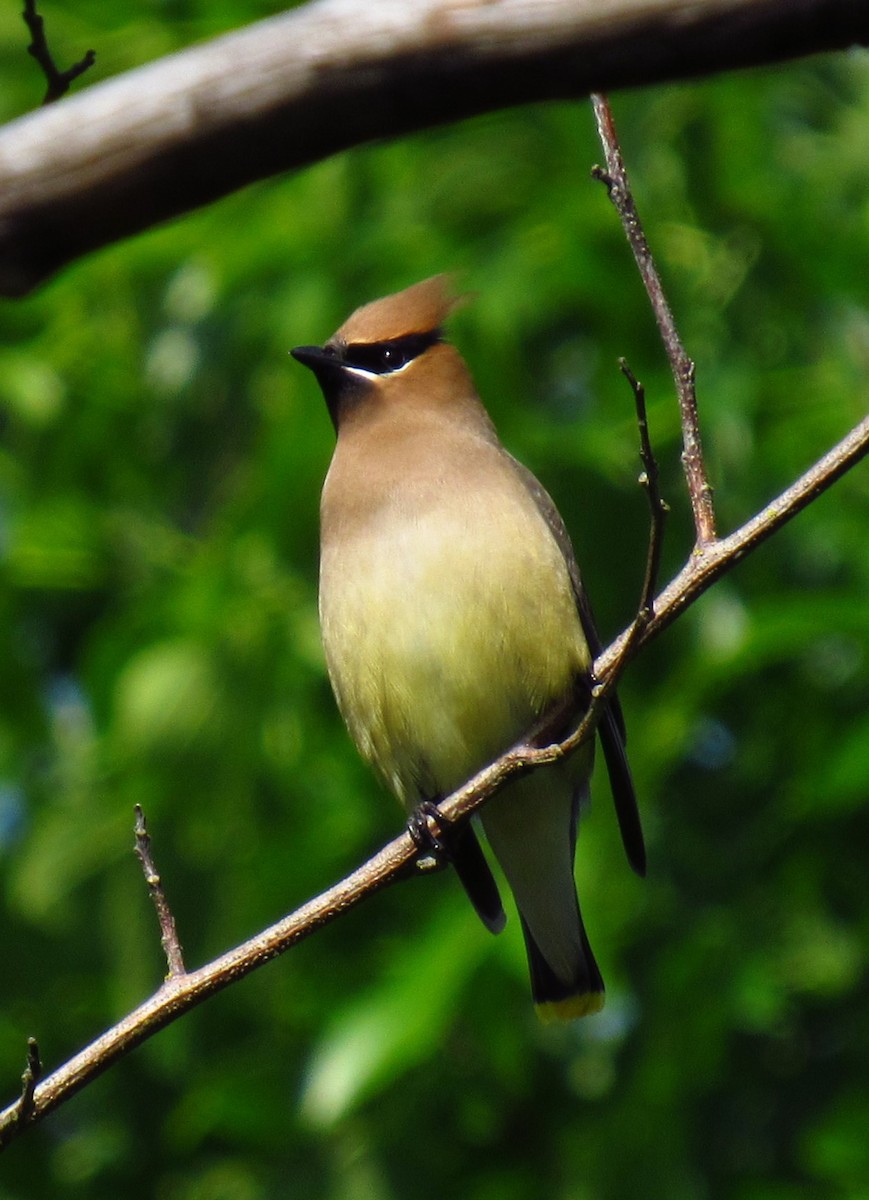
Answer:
top-left (291, 275), bottom-right (470, 432)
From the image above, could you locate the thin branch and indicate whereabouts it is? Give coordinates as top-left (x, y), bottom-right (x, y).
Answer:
top-left (2, 407), bottom-right (867, 1151)
top-left (583, 360), bottom-right (669, 695)
top-left (22, 0), bottom-right (95, 105)
top-left (12, 1039), bottom-right (41, 1131)
top-left (592, 93), bottom-right (717, 546)
top-left (134, 805), bottom-right (186, 979)
top-left (1, 0), bottom-right (868, 295)
top-left (620, 358), bottom-right (669, 620)
top-left (608, 411), bottom-right (869, 657)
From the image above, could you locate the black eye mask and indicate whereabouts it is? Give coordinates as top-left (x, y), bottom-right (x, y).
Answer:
top-left (342, 329), bottom-right (442, 375)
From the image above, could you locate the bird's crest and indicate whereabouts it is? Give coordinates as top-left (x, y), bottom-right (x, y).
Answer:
top-left (335, 275), bottom-right (464, 346)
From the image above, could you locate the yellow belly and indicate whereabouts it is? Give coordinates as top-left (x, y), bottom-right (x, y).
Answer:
top-left (319, 499), bottom-right (590, 806)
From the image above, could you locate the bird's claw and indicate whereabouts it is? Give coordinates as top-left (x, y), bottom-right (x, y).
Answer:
top-left (407, 800), bottom-right (453, 872)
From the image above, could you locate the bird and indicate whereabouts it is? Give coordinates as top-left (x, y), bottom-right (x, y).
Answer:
top-left (291, 275), bottom-right (644, 1021)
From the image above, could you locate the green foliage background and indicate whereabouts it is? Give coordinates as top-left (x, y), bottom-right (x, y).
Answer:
top-left (1, 5), bottom-right (868, 1198)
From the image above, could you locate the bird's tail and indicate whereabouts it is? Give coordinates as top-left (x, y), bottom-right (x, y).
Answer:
top-left (521, 910), bottom-right (604, 1023)
top-left (480, 764), bottom-right (604, 1022)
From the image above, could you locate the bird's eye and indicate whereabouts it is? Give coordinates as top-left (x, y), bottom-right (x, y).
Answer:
top-left (344, 330), bottom-right (442, 375)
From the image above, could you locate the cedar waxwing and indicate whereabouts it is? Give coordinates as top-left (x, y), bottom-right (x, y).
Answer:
top-left (292, 276), bottom-right (644, 1021)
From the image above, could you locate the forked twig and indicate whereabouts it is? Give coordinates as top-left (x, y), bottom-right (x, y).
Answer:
top-left (591, 92), bottom-right (716, 547)
top-left (22, 0), bottom-right (95, 104)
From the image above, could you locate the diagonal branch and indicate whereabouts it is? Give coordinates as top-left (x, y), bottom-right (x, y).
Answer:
top-left (1, 406), bottom-right (867, 1151)
top-left (617, 411), bottom-right (869, 654)
top-left (1, 0), bottom-right (867, 295)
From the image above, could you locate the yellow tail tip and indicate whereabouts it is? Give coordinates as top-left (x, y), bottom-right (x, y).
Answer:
top-left (535, 990), bottom-right (605, 1024)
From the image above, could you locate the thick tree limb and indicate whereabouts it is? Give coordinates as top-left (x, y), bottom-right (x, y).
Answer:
top-left (0, 0), bottom-right (867, 295)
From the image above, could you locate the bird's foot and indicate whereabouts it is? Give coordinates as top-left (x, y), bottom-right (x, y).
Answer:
top-left (407, 800), bottom-right (453, 874)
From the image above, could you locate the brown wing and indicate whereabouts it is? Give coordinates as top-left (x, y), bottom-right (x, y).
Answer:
top-left (508, 456), bottom-right (646, 877)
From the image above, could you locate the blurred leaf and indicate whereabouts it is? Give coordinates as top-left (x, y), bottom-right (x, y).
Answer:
top-left (300, 903), bottom-right (487, 1128)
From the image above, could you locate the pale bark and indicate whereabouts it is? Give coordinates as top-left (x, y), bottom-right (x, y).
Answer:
top-left (0, 0), bottom-right (866, 295)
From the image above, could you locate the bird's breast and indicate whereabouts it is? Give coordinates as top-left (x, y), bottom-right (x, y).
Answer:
top-left (319, 455), bottom-right (590, 806)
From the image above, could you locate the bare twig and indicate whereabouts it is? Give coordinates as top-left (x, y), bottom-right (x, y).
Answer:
top-left (12, 1039), bottom-right (42, 1129)
top-left (134, 806), bottom-right (186, 979)
top-left (22, 0), bottom-right (95, 105)
top-left (2, 406), bottom-right (867, 1151)
top-left (620, 358), bottom-right (669, 620)
top-left (580, 360), bottom-right (668, 695)
top-left (591, 93), bottom-right (717, 547)
top-left (612, 411), bottom-right (869, 654)
top-left (519, 364), bottom-right (668, 773)
top-left (1, 0), bottom-right (867, 295)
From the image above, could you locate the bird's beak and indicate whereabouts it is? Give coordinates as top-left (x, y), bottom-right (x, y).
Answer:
top-left (291, 344), bottom-right (329, 369)
top-left (291, 344), bottom-right (349, 392)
